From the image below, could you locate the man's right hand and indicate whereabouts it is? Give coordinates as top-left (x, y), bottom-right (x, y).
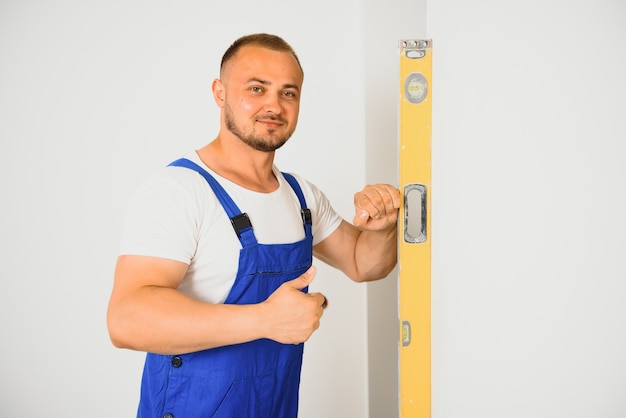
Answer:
top-left (261, 266), bottom-right (327, 344)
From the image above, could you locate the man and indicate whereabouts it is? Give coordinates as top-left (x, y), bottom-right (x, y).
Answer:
top-left (107, 33), bottom-right (399, 417)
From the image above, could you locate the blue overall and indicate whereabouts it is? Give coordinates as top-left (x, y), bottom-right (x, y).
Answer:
top-left (137, 158), bottom-right (313, 418)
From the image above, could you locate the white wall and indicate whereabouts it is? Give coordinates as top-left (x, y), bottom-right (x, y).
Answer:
top-left (10, 1), bottom-right (620, 417)
top-left (428, 0), bottom-right (626, 417)
top-left (0, 1), bottom-right (412, 417)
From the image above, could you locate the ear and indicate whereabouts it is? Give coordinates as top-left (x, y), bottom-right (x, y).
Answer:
top-left (212, 78), bottom-right (225, 107)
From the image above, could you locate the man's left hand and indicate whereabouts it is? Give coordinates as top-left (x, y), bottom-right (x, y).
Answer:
top-left (352, 184), bottom-right (401, 231)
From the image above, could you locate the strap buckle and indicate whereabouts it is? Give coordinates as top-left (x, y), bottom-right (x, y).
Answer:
top-left (230, 213), bottom-right (252, 237)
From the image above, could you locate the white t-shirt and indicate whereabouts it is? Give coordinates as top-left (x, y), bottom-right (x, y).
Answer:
top-left (119, 152), bottom-right (342, 304)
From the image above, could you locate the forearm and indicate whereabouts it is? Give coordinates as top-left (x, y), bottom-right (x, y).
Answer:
top-left (353, 224), bottom-right (398, 282)
top-left (108, 261), bottom-right (324, 355)
top-left (107, 287), bottom-right (266, 355)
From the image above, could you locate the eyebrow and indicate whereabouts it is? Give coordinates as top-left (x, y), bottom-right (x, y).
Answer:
top-left (245, 78), bottom-right (301, 92)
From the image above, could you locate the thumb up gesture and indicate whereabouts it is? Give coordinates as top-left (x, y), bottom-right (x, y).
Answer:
top-left (261, 266), bottom-right (327, 344)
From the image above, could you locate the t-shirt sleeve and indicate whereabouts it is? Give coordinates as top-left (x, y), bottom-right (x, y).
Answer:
top-left (118, 170), bottom-right (201, 264)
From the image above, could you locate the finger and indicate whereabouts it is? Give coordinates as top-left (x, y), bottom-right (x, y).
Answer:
top-left (353, 198), bottom-right (385, 229)
top-left (354, 208), bottom-right (371, 226)
top-left (373, 184), bottom-right (401, 216)
top-left (309, 292), bottom-right (328, 309)
top-left (359, 185), bottom-right (400, 217)
top-left (355, 186), bottom-right (387, 218)
top-left (289, 265), bottom-right (316, 290)
top-left (381, 184), bottom-right (401, 211)
top-left (354, 193), bottom-right (376, 224)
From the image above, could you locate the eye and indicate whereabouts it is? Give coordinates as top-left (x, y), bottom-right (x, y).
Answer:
top-left (282, 90), bottom-right (298, 98)
top-left (250, 86), bottom-right (264, 94)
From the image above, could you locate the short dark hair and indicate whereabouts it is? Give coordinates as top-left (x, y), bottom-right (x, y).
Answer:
top-left (220, 33), bottom-right (303, 76)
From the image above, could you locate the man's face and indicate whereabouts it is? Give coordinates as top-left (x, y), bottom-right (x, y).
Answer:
top-left (219, 45), bottom-right (304, 152)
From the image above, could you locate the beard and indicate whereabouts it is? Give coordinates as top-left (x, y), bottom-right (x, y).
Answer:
top-left (224, 102), bottom-right (294, 152)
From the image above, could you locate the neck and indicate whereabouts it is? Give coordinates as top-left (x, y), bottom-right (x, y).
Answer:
top-left (197, 135), bottom-right (279, 193)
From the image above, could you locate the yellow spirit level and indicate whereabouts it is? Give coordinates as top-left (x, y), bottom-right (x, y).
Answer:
top-left (398, 39), bottom-right (432, 418)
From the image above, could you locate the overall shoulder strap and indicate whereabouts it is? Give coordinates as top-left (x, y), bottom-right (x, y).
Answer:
top-left (281, 172), bottom-right (312, 236)
top-left (168, 158), bottom-right (256, 245)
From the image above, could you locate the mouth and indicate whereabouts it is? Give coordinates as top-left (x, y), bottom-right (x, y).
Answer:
top-left (256, 115), bottom-right (286, 128)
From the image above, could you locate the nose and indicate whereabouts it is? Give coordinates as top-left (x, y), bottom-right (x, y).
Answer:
top-left (262, 92), bottom-right (282, 114)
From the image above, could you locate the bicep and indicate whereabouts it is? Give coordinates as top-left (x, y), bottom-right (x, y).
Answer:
top-left (112, 255), bottom-right (189, 296)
